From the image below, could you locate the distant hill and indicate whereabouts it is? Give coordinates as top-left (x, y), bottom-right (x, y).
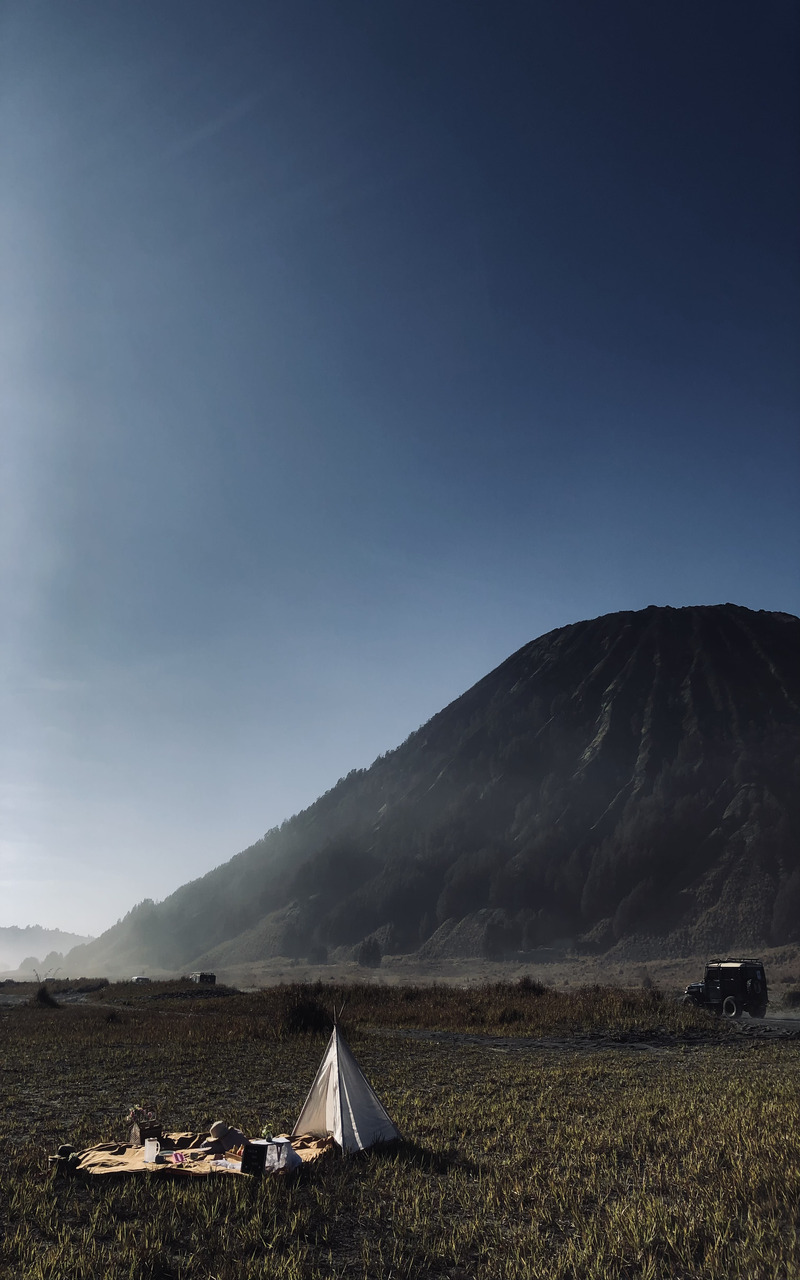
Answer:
top-left (64, 604), bottom-right (800, 976)
top-left (0, 925), bottom-right (94, 975)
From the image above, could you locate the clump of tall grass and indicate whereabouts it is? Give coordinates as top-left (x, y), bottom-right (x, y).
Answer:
top-left (30, 984), bottom-right (60, 1009)
top-left (273, 987), bottom-right (334, 1038)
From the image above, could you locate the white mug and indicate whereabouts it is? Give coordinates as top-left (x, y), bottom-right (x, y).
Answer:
top-left (143, 1138), bottom-right (161, 1162)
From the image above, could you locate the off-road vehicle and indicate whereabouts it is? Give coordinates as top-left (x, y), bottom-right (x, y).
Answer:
top-left (683, 958), bottom-right (768, 1018)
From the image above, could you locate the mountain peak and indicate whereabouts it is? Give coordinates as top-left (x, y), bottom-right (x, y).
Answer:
top-left (65, 604), bottom-right (800, 976)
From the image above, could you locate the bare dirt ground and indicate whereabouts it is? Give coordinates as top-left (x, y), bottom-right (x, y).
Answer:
top-left (213, 940), bottom-right (800, 1003)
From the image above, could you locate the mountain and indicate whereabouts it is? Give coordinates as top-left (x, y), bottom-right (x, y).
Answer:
top-left (0, 925), bottom-right (94, 975)
top-left (65, 604), bottom-right (800, 976)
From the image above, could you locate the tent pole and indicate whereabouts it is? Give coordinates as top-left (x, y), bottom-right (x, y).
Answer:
top-left (335, 1025), bottom-right (345, 1157)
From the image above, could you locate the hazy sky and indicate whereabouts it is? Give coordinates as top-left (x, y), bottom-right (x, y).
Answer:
top-left (2, 1), bottom-right (798, 937)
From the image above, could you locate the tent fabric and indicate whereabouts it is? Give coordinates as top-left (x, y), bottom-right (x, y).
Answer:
top-left (291, 1026), bottom-right (400, 1154)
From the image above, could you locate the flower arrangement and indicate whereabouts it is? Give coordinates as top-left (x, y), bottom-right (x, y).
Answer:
top-left (126, 1104), bottom-right (161, 1146)
top-left (126, 1104), bottom-right (157, 1126)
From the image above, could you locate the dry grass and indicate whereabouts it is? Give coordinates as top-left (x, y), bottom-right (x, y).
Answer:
top-left (1, 973), bottom-right (733, 1036)
top-left (1, 981), bottom-right (798, 1279)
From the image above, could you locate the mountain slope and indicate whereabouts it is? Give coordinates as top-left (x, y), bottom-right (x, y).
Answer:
top-left (0, 926), bottom-right (94, 974)
top-left (65, 604), bottom-right (800, 975)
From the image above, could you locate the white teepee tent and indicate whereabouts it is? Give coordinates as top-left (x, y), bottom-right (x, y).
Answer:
top-left (291, 1025), bottom-right (400, 1154)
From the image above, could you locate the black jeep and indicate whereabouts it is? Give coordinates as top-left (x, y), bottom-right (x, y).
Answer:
top-left (683, 958), bottom-right (768, 1019)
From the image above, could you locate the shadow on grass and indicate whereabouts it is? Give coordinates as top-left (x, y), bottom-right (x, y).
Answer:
top-left (355, 1136), bottom-right (476, 1175)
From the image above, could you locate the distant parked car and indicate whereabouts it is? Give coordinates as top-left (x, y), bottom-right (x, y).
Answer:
top-left (189, 972), bottom-right (216, 985)
top-left (683, 958), bottom-right (768, 1018)
top-left (131, 976), bottom-right (151, 984)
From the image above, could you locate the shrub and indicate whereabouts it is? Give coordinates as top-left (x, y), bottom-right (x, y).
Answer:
top-left (31, 985), bottom-right (60, 1009)
top-left (275, 988), bottom-right (333, 1037)
top-left (516, 975), bottom-right (548, 996)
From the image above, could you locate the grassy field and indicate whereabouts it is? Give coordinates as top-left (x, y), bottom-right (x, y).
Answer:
top-left (1, 980), bottom-right (799, 1279)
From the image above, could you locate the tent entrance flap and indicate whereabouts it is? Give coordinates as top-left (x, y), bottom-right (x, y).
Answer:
top-left (291, 1026), bottom-right (399, 1154)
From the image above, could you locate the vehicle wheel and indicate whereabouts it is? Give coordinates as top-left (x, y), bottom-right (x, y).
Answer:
top-left (722, 996), bottom-right (742, 1019)
top-left (750, 1004), bottom-right (767, 1019)
top-left (681, 994), bottom-right (699, 1008)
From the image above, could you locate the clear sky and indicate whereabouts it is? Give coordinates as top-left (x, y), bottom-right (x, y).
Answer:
top-left (1, 1), bottom-right (798, 937)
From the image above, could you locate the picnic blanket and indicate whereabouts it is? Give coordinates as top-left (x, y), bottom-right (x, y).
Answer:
top-left (71, 1132), bottom-right (333, 1176)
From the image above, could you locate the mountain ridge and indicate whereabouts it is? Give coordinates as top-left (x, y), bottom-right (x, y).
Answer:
top-left (63, 604), bottom-right (800, 975)
top-left (0, 926), bottom-right (95, 975)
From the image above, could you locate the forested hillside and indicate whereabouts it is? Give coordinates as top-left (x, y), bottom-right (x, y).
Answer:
top-left (65, 605), bottom-right (800, 975)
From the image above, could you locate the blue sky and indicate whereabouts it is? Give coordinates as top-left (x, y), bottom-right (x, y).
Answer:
top-left (1, 1), bottom-right (798, 937)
